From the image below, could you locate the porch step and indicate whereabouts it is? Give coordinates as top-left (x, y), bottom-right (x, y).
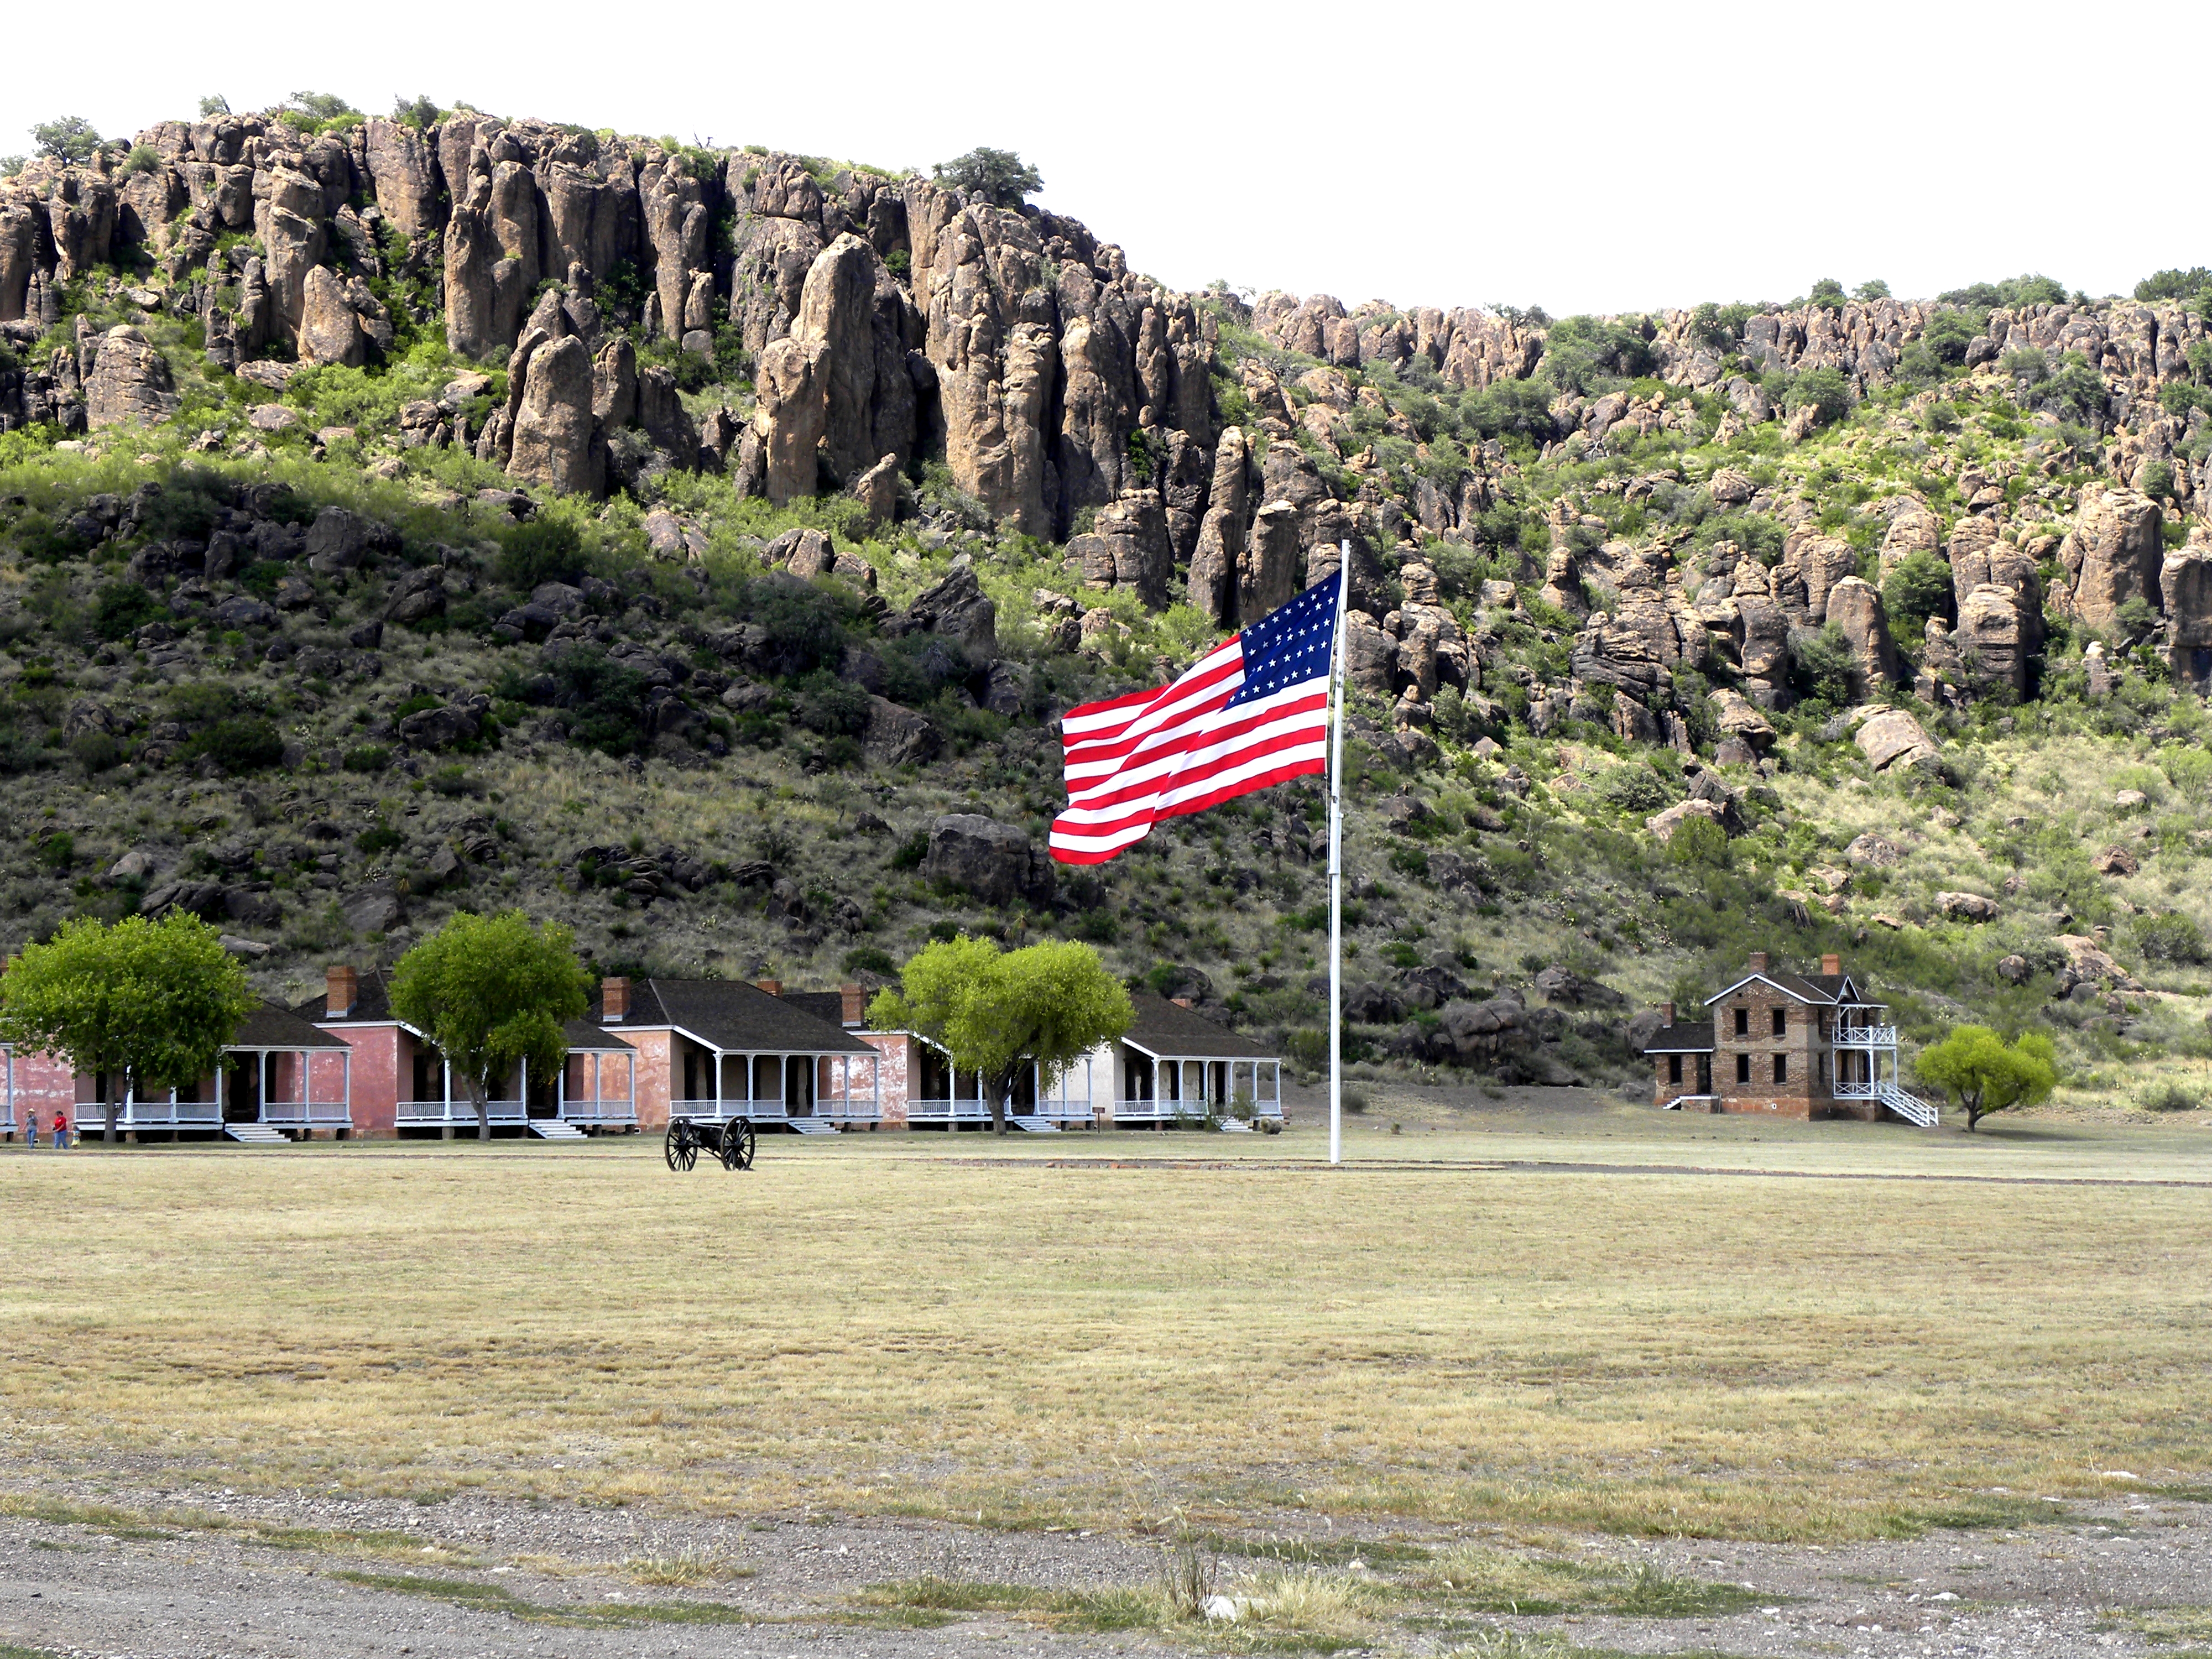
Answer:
top-left (1009, 1116), bottom-right (1061, 1133)
top-left (1217, 1119), bottom-right (1253, 1132)
top-left (787, 1117), bottom-right (841, 1135)
top-left (529, 1120), bottom-right (588, 1141)
top-left (225, 1123), bottom-right (290, 1146)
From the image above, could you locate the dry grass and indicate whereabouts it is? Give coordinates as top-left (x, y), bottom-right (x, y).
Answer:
top-left (3, 1125), bottom-right (2209, 1541)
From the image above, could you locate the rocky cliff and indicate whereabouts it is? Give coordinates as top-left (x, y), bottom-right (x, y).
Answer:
top-left (3, 97), bottom-right (2211, 1102)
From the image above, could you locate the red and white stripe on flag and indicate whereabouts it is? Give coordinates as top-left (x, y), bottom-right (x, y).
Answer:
top-left (1048, 583), bottom-right (1335, 865)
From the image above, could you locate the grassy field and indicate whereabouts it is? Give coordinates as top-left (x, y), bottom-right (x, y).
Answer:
top-left (3, 1112), bottom-right (2208, 1543)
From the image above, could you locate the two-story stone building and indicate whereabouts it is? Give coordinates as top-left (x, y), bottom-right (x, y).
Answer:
top-left (1642, 952), bottom-right (1938, 1125)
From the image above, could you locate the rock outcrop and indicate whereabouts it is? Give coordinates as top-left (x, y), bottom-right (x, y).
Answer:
top-left (922, 813), bottom-right (1054, 907)
top-left (2059, 489), bottom-right (2163, 635)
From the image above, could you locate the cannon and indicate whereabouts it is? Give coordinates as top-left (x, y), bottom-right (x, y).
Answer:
top-left (664, 1114), bottom-right (755, 1172)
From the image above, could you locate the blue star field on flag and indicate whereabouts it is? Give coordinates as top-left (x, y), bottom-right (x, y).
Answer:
top-left (1228, 576), bottom-right (1339, 708)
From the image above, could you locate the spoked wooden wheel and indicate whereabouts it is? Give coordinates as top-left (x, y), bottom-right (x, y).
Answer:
top-left (720, 1119), bottom-right (756, 1171)
top-left (665, 1120), bottom-right (698, 1172)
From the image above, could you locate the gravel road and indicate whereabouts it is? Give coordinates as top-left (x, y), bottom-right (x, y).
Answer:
top-left (3, 1474), bottom-right (2205, 1657)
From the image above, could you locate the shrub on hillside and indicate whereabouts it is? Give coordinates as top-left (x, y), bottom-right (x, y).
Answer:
top-left (495, 518), bottom-right (589, 590)
top-left (1541, 315), bottom-right (1657, 397)
top-left (2133, 911), bottom-right (2208, 964)
top-left (1784, 366), bottom-right (1852, 428)
top-left (2133, 268), bottom-right (2211, 303)
top-left (185, 717), bottom-right (285, 774)
top-left (930, 147), bottom-right (1041, 208)
top-left (1921, 309), bottom-right (1979, 366)
top-left (1884, 551), bottom-right (1954, 637)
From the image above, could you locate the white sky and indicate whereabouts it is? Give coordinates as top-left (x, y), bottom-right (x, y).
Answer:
top-left (12, 0), bottom-right (2205, 317)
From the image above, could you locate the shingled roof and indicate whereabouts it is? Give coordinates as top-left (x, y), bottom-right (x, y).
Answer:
top-left (1121, 992), bottom-right (1277, 1061)
top-left (1642, 1020), bottom-right (1715, 1053)
top-left (234, 1000), bottom-right (349, 1050)
top-left (295, 967), bottom-right (401, 1024)
top-left (595, 978), bottom-right (874, 1055)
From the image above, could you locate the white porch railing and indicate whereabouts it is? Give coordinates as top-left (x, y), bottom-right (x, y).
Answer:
top-left (671, 1095), bottom-right (884, 1126)
top-left (397, 1098), bottom-right (528, 1127)
top-left (74, 1098), bottom-right (224, 1130)
top-left (263, 1098), bottom-right (352, 1128)
top-left (909, 1097), bottom-right (1097, 1125)
top-left (1834, 1025), bottom-right (1900, 1046)
top-left (559, 1095), bottom-right (637, 1126)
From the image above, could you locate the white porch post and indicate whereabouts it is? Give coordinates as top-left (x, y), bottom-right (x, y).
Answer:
top-left (441, 1053), bottom-right (452, 1139)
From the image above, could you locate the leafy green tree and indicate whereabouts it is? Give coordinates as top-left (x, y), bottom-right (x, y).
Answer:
top-left (1914, 1026), bottom-right (2056, 1131)
top-left (869, 937), bottom-right (1132, 1134)
top-left (2133, 911), bottom-right (2208, 964)
top-left (2133, 267), bottom-right (2211, 302)
top-left (1854, 278), bottom-right (1892, 301)
top-left (1541, 315), bottom-right (1657, 395)
top-left (0, 914), bottom-right (255, 1143)
top-left (931, 147), bottom-right (1042, 208)
top-left (1785, 366), bottom-right (1852, 428)
top-left (1788, 622), bottom-right (1858, 708)
top-left (393, 95), bottom-right (441, 130)
top-left (286, 91), bottom-right (360, 122)
top-left (198, 95), bottom-right (231, 118)
top-left (1883, 551), bottom-right (1954, 638)
top-left (2036, 352), bottom-right (2108, 425)
top-left (1921, 309), bottom-right (1979, 365)
top-left (30, 117), bottom-right (103, 164)
top-left (1806, 278), bottom-right (1846, 311)
top-left (389, 910), bottom-right (591, 1139)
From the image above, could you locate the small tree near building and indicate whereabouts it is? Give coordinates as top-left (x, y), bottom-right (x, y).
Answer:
top-left (870, 937), bottom-right (1132, 1134)
top-left (1914, 1025), bottom-right (2057, 1131)
top-left (0, 914), bottom-right (256, 1143)
top-left (389, 910), bottom-right (590, 1140)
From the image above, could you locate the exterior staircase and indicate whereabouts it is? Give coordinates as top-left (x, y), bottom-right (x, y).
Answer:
top-left (225, 1123), bottom-right (290, 1146)
top-left (1879, 1083), bottom-right (1940, 1128)
top-left (787, 1118), bottom-right (840, 1135)
top-left (529, 1120), bottom-right (588, 1141)
top-left (1009, 1115), bottom-right (1062, 1133)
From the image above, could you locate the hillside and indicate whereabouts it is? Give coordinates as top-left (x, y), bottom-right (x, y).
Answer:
top-left (3, 99), bottom-right (2211, 1111)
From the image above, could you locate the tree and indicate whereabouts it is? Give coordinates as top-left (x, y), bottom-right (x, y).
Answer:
top-left (198, 95), bottom-right (232, 118)
top-left (0, 914), bottom-right (255, 1144)
top-left (1785, 365), bottom-right (1853, 429)
top-left (1883, 550), bottom-right (1954, 639)
top-left (286, 91), bottom-right (361, 122)
top-left (393, 94), bottom-right (440, 130)
top-left (1806, 277), bottom-right (1847, 311)
top-left (1914, 1026), bottom-right (2057, 1131)
top-left (869, 937), bottom-right (1132, 1134)
top-left (388, 910), bottom-right (590, 1139)
top-left (1854, 278), bottom-right (1892, 301)
top-left (931, 147), bottom-right (1042, 209)
top-left (30, 117), bottom-right (103, 164)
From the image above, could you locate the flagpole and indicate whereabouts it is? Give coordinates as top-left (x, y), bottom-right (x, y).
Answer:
top-left (1328, 539), bottom-right (1349, 1168)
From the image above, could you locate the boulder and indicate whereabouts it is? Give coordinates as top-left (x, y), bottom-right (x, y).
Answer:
top-left (84, 326), bottom-right (179, 430)
top-left (2060, 488), bottom-right (2163, 635)
top-left (1937, 891), bottom-right (1999, 922)
top-left (2091, 845), bottom-right (2140, 878)
top-left (1069, 491), bottom-right (1173, 608)
top-left (398, 703), bottom-right (482, 750)
top-left (1824, 576), bottom-right (1900, 692)
top-left (1955, 584), bottom-right (2035, 698)
top-left (862, 695), bottom-right (940, 766)
top-left (1854, 707), bottom-right (1938, 771)
top-left (1646, 797), bottom-right (1729, 843)
top-left (342, 883), bottom-right (404, 935)
top-left (296, 265), bottom-right (365, 367)
top-left (507, 335), bottom-right (603, 497)
top-left (904, 557), bottom-right (997, 660)
top-left (2161, 542), bottom-right (2212, 684)
top-left (922, 813), bottom-right (1054, 907)
top-left (848, 452), bottom-right (902, 528)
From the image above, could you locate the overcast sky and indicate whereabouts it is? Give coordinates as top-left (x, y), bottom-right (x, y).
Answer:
top-left (11, 0), bottom-right (2205, 317)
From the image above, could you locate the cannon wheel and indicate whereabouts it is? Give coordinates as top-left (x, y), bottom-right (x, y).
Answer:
top-left (665, 1120), bottom-right (697, 1172)
top-left (721, 1118), bottom-right (756, 1172)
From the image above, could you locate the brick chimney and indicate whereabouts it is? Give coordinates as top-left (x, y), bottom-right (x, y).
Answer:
top-left (1820, 953), bottom-right (1841, 976)
top-left (1660, 1001), bottom-right (1676, 1024)
top-left (839, 982), bottom-right (865, 1027)
top-left (326, 964), bottom-right (357, 1018)
top-left (601, 977), bottom-right (629, 1022)
top-left (756, 978), bottom-right (782, 997)
top-left (1746, 951), bottom-right (1770, 973)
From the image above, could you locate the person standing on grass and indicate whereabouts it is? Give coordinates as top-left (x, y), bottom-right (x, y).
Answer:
top-left (21, 1107), bottom-right (36, 1148)
top-left (51, 1105), bottom-right (67, 1149)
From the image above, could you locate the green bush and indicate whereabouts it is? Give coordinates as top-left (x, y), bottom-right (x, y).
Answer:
top-left (1594, 765), bottom-right (1670, 812)
top-left (1999, 348), bottom-right (2047, 384)
top-left (120, 144), bottom-right (160, 178)
top-left (1784, 366), bottom-right (1851, 427)
top-left (1666, 815), bottom-right (1730, 868)
top-left (356, 823), bottom-right (403, 855)
top-left (90, 582), bottom-right (162, 642)
top-left (2133, 911), bottom-right (2207, 964)
top-left (544, 650), bottom-right (651, 756)
top-left (31, 116), bottom-right (103, 163)
top-left (342, 744), bottom-right (390, 772)
top-left (2138, 461), bottom-right (2174, 502)
top-left (1884, 551), bottom-right (1954, 638)
top-left (1789, 622), bottom-right (1858, 708)
top-left (792, 669), bottom-right (870, 738)
top-left (2036, 353), bottom-right (2108, 424)
top-left (2133, 268), bottom-right (2212, 303)
top-left (842, 946), bottom-right (896, 976)
top-left (1806, 278), bottom-right (1846, 311)
top-left (495, 518), bottom-right (588, 590)
top-left (1921, 309), bottom-right (1979, 366)
top-left (1541, 315), bottom-right (1657, 396)
top-left (930, 147), bottom-right (1041, 208)
top-left (186, 717), bottom-right (285, 774)
top-left (1938, 274), bottom-right (2068, 312)
top-left (2135, 1078), bottom-right (2201, 1113)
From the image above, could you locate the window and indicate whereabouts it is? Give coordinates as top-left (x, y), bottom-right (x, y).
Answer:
top-left (1733, 1006), bottom-right (1749, 1036)
top-left (1772, 1053), bottom-right (1787, 1083)
top-left (1771, 1006), bottom-right (1787, 1036)
top-left (1668, 1055), bottom-right (1683, 1084)
top-left (1735, 1052), bottom-right (1751, 1084)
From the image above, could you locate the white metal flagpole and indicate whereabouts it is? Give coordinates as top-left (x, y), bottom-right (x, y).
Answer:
top-left (1328, 538), bottom-right (1349, 1167)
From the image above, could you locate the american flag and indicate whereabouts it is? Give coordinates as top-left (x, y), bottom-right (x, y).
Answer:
top-left (1050, 576), bottom-right (1340, 865)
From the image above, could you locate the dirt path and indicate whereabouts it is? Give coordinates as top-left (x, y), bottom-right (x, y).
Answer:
top-left (3, 1477), bottom-right (2206, 1658)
